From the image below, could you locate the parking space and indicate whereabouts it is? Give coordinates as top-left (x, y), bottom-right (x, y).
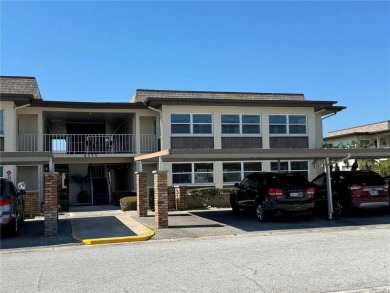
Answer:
top-left (1, 207), bottom-right (389, 249)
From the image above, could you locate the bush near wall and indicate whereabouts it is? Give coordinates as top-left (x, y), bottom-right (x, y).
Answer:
top-left (119, 196), bottom-right (137, 211)
top-left (113, 191), bottom-right (137, 206)
top-left (189, 187), bottom-right (233, 208)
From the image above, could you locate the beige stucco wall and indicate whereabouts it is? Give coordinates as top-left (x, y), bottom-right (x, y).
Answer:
top-left (159, 104), bottom-right (321, 187)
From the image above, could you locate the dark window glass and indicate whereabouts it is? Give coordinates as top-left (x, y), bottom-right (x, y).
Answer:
top-left (171, 124), bottom-right (190, 134)
top-left (193, 124), bottom-right (212, 134)
top-left (171, 114), bottom-right (190, 123)
top-left (193, 114), bottom-right (211, 123)
top-left (222, 115), bottom-right (239, 123)
top-left (172, 164), bottom-right (191, 173)
top-left (269, 115), bottom-right (286, 124)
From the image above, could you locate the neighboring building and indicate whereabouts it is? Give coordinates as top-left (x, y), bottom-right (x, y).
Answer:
top-left (324, 121), bottom-right (390, 170)
top-left (1, 76), bottom-right (346, 206)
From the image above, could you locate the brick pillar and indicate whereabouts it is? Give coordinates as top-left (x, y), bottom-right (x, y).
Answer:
top-left (168, 186), bottom-right (176, 210)
top-left (175, 186), bottom-right (188, 210)
top-left (136, 172), bottom-right (148, 217)
top-left (153, 170), bottom-right (168, 228)
top-left (44, 172), bottom-right (59, 237)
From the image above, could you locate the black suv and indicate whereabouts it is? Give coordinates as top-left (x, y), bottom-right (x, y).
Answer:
top-left (311, 170), bottom-right (389, 216)
top-left (230, 172), bottom-right (315, 221)
top-left (0, 178), bottom-right (26, 236)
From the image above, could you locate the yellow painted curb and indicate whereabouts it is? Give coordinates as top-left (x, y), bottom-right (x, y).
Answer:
top-left (72, 223), bottom-right (155, 245)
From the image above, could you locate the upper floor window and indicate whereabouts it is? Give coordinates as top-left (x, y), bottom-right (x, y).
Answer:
top-left (269, 115), bottom-right (307, 135)
top-left (221, 114), bottom-right (261, 135)
top-left (171, 114), bottom-right (212, 135)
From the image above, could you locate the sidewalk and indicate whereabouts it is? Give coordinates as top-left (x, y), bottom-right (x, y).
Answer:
top-left (69, 205), bottom-right (155, 245)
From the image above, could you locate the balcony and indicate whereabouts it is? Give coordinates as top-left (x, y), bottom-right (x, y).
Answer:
top-left (17, 134), bottom-right (158, 154)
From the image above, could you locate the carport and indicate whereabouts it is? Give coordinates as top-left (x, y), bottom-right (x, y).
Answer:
top-left (0, 151), bottom-right (58, 236)
top-left (135, 148), bottom-right (390, 222)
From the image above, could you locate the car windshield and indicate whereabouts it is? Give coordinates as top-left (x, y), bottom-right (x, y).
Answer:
top-left (346, 174), bottom-right (385, 186)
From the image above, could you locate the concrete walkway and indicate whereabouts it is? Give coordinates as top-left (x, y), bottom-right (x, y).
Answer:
top-left (69, 205), bottom-right (155, 245)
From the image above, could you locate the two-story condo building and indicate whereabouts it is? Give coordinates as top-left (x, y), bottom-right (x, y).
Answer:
top-left (1, 76), bottom-right (347, 207)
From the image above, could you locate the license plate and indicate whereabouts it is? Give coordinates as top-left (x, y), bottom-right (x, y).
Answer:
top-left (369, 190), bottom-right (378, 196)
top-left (290, 192), bottom-right (299, 198)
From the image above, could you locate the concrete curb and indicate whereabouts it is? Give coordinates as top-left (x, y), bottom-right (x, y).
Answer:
top-left (71, 223), bottom-right (155, 245)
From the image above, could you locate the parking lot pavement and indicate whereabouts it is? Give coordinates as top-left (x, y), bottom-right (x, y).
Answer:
top-left (1, 206), bottom-right (389, 250)
top-left (0, 214), bottom-right (78, 250)
top-left (131, 208), bottom-right (390, 241)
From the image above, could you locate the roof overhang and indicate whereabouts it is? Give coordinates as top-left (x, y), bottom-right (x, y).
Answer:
top-left (144, 98), bottom-right (346, 116)
top-left (135, 148), bottom-right (390, 163)
top-left (0, 94), bottom-right (34, 107)
top-left (0, 152), bottom-right (53, 165)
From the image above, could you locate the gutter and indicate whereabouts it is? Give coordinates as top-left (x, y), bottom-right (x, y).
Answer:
top-left (144, 101), bottom-right (163, 170)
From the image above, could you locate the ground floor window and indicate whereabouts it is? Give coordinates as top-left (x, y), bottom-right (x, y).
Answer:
top-left (172, 163), bottom-right (214, 185)
top-left (223, 162), bottom-right (262, 184)
top-left (270, 161), bottom-right (308, 178)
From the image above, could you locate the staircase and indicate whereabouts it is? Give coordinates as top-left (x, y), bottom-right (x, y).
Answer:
top-left (89, 165), bottom-right (110, 205)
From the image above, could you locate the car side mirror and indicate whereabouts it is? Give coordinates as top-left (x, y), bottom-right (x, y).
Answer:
top-left (18, 190), bottom-right (26, 196)
top-left (17, 182), bottom-right (26, 196)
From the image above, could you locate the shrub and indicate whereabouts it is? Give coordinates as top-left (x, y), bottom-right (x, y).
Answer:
top-left (113, 191), bottom-right (137, 206)
top-left (189, 187), bottom-right (233, 208)
top-left (119, 196), bottom-right (137, 211)
top-left (58, 199), bottom-right (69, 212)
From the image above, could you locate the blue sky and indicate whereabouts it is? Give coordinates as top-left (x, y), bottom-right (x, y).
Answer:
top-left (1, 1), bottom-right (389, 135)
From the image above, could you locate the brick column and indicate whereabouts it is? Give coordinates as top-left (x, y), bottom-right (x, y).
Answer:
top-left (175, 186), bottom-right (188, 210)
top-left (44, 172), bottom-right (59, 237)
top-left (168, 186), bottom-right (176, 210)
top-left (136, 172), bottom-right (148, 217)
top-left (153, 170), bottom-right (168, 228)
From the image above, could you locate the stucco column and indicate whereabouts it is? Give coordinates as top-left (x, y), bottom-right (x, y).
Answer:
top-left (44, 172), bottom-right (59, 237)
top-left (153, 170), bottom-right (168, 228)
top-left (136, 171), bottom-right (148, 217)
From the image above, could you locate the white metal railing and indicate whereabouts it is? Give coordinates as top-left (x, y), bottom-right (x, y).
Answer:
top-left (43, 134), bottom-right (136, 154)
top-left (18, 134), bottom-right (38, 151)
top-left (141, 134), bottom-right (159, 153)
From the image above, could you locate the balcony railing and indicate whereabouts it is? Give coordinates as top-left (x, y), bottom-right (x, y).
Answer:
top-left (43, 134), bottom-right (136, 154)
top-left (16, 134), bottom-right (159, 154)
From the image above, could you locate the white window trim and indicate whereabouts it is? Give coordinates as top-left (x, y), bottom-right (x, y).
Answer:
top-left (172, 162), bottom-right (214, 185)
top-left (171, 113), bottom-right (213, 136)
top-left (221, 114), bottom-right (262, 136)
top-left (269, 114), bottom-right (308, 136)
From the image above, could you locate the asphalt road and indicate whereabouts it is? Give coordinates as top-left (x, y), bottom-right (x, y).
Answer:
top-left (1, 219), bottom-right (390, 293)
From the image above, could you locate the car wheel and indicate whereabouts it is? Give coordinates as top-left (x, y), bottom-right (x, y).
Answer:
top-left (9, 217), bottom-right (18, 236)
top-left (333, 201), bottom-right (346, 216)
top-left (256, 202), bottom-right (268, 222)
top-left (18, 210), bottom-right (25, 226)
top-left (231, 202), bottom-right (239, 214)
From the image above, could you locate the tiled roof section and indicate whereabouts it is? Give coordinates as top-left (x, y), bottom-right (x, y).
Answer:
top-left (327, 121), bottom-right (390, 137)
top-left (0, 76), bottom-right (42, 100)
top-left (130, 89), bottom-right (305, 103)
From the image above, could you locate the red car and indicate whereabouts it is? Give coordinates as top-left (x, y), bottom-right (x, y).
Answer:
top-left (311, 170), bottom-right (389, 216)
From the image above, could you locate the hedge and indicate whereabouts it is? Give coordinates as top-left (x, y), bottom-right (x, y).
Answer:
top-left (119, 196), bottom-right (137, 211)
top-left (189, 187), bottom-right (233, 208)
